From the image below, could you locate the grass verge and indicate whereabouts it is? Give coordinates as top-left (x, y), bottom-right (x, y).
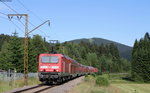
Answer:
top-left (69, 74), bottom-right (150, 93)
top-left (0, 77), bottom-right (40, 93)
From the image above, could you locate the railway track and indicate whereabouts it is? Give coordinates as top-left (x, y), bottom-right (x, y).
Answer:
top-left (6, 84), bottom-right (55, 93)
top-left (5, 76), bottom-right (84, 93)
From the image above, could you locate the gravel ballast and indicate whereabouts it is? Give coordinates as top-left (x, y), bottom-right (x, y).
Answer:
top-left (42, 76), bottom-right (84, 93)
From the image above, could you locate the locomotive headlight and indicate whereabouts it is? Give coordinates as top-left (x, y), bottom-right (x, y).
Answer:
top-left (40, 66), bottom-right (48, 69)
top-left (51, 66), bottom-right (59, 69)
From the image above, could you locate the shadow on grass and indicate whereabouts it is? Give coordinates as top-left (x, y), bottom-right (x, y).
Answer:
top-left (122, 76), bottom-right (134, 82)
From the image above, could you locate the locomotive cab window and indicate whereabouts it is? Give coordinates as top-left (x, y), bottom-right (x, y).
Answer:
top-left (41, 56), bottom-right (59, 63)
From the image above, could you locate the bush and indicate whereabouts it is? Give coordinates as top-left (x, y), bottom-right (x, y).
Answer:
top-left (84, 75), bottom-right (95, 82)
top-left (134, 75), bottom-right (144, 83)
top-left (85, 74), bottom-right (88, 78)
top-left (95, 76), bottom-right (109, 86)
top-left (91, 73), bottom-right (97, 77)
top-left (96, 71), bottom-right (102, 75)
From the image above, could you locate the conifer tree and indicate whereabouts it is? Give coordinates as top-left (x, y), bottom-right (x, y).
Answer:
top-left (132, 32), bottom-right (150, 82)
top-left (28, 38), bottom-right (37, 72)
top-left (28, 35), bottom-right (48, 72)
top-left (0, 32), bottom-right (23, 72)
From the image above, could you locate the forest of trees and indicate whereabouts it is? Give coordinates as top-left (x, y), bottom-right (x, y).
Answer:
top-left (0, 32), bottom-right (48, 72)
top-left (132, 32), bottom-right (150, 82)
top-left (56, 41), bottom-right (130, 73)
top-left (1, 31), bottom-right (150, 83)
top-left (0, 32), bottom-right (131, 73)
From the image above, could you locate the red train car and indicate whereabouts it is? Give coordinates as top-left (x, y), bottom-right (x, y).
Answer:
top-left (38, 53), bottom-right (98, 84)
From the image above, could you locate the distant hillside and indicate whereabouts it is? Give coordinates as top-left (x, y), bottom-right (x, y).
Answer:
top-left (68, 38), bottom-right (132, 60)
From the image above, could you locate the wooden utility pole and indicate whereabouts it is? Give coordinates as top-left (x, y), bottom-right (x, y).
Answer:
top-left (8, 14), bottom-right (28, 85)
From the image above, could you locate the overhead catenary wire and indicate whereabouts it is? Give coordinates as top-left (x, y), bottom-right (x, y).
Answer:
top-left (1, 12), bottom-right (22, 21)
top-left (0, 12), bottom-right (24, 32)
top-left (1, 1), bottom-right (18, 14)
top-left (0, 3), bottom-right (29, 32)
top-left (0, 12), bottom-right (35, 37)
top-left (0, 15), bottom-right (24, 33)
top-left (9, 20), bottom-right (25, 33)
top-left (0, 12), bottom-right (7, 16)
top-left (17, 1), bottom-right (56, 41)
top-left (17, 0), bottom-right (43, 22)
top-left (0, 16), bottom-right (7, 20)
top-left (0, 12), bottom-right (29, 34)
top-left (1, 1), bottom-right (50, 38)
top-left (28, 21), bottom-right (50, 37)
top-left (1, 1), bottom-right (49, 85)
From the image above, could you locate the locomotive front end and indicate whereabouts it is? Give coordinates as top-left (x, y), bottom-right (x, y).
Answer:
top-left (38, 54), bottom-right (62, 83)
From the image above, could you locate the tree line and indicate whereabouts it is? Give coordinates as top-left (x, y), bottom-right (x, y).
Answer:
top-left (0, 32), bottom-right (131, 73)
top-left (0, 32), bottom-right (48, 72)
top-left (56, 41), bottom-right (130, 73)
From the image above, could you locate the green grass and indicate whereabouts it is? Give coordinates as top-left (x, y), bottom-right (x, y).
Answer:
top-left (95, 76), bottom-right (109, 86)
top-left (69, 74), bottom-right (150, 93)
top-left (69, 81), bottom-right (124, 93)
top-left (0, 77), bottom-right (40, 93)
top-left (110, 79), bottom-right (133, 84)
top-left (113, 84), bottom-right (150, 93)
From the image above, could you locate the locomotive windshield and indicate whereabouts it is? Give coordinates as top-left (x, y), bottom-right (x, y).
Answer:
top-left (41, 56), bottom-right (59, 63)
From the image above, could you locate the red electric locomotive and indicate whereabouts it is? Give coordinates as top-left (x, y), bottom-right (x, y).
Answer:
top-left (38, 53), bottom-right (98, 84)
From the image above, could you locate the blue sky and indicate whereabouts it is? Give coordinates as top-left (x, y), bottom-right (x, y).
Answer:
top-left (0, 0), bottom-right (150, 47)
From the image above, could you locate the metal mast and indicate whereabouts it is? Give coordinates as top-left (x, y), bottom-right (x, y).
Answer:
top-left (8, 14), bottom-right (50, 85)
top-left (8, 14), bottom-right (28, 85)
